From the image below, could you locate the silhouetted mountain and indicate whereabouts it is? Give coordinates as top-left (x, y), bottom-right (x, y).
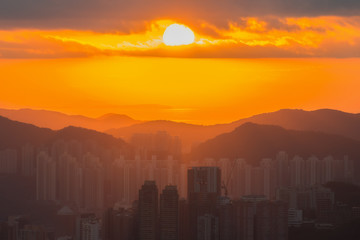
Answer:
top-left (0, 116), bottom-right (126, 150)
top-left (108, 109), bottom-right (360, 152)
top-left (0, 108), bottom-right (140, 131)
top-left (107, 120), bottom-right (217, 152)
top-left (2, 108), bottom-right (359, 153)
top-left (97, 113), bottom-right (135, 123)
top-left (191, 122), bottom-right (360, 166)
top-left (0, 116), bottom-right (53, 149)
top-left (230, 109), bottom-right (360, 142)
top-left (50, 126), bottom-right (127, 148)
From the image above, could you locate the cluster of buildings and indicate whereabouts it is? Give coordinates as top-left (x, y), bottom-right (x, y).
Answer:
top-left (0, 130), bottom-right (359, 240)
top-left (197, 151), bottom-right (354, 200)
top-left (64, 167), bottom-right (288, 240)
top-left (0, 131), bottom-right (182, 215)
top-left (0, 216), bottom-right (51, 240)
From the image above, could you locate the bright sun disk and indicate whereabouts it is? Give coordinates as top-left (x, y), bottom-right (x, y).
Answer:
top-left (163, 23), bottom-right (195, 46)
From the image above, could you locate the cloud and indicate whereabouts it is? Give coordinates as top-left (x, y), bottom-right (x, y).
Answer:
top-left (0, 0), bottom-right (360, 31)
top-left (1, 17), bottom-right (360, 58)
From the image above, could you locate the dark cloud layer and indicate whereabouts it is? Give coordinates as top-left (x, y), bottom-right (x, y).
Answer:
top-left (1, 0), bottom-right (360, 30)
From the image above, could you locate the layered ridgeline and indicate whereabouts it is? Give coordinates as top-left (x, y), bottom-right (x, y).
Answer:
top-left (108, 109), bottom-right (360, 151)
top-left (0, 108), bottom-right (140, 132)
top-left (2, 108), bottom-right (360, 153)
top-left (0, 115), bottom-right (127, 150)
top-left (190, 122), bottom-right (360, 173)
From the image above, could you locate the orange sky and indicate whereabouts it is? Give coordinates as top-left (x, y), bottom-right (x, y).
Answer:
top-left (1, 16), bottom-right (360, 124)
top-left (1, 57), bottom-right (359, 124)
top-left (1, 17), bottom-right (360, 58)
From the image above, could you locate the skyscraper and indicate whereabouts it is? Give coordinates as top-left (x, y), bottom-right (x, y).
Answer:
top-left (160, 185), bottom-right (179, 240)
top-left (102, 206), bottom-right (137, 240)
top-left (76, 213), bottom-right (100, 240)
top-left (290, 156), bottom-right (305, 187)
top-left (187, 167), bottom-right (221, 201)
top-left (139, 181), bottom-right (158, 240)
top-left (187, 167), bottom-right (221, 240)
top-left (234, 196), bottom-right (288, 240)
top-left (36, 151), bottom-right (56, 201)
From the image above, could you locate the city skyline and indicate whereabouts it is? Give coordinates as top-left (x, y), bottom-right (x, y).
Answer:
top-left (1, 0), bottom-right (360, 239)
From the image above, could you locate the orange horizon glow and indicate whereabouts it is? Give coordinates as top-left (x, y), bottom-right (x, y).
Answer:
top-left (1, 16), bottom-right (360, 124)
top-left (1, 17), bottom-right (360, 58)
top-left (1, 57), bottom-right (360, 125)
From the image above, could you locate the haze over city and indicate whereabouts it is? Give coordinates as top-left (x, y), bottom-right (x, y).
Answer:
top-left (1, 0), bottom-right (360, 240)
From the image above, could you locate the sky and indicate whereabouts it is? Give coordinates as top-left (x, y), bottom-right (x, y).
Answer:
top-left (0, 0), bottom-right (360, 124)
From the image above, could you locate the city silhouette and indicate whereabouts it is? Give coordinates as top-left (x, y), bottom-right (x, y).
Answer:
top-left (1, 0), bottom-right (360, 239)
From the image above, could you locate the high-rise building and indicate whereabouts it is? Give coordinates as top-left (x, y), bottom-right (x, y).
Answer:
top-left (76, 214), bottom-right (100, 240)
top-left (56, 206), bottom-right (77, 239)
top-left (322, 156), bottom-right (334, 184)
top-left (305, 156), bottom-right (321, 186)
top-left (102, 206), bottom-right (137, 240)
top-left (187, 167), bottom-right (221, 201)
top-left (187, 167), bottom-right (221, 240)
top-left (290, 156), bottom-right (305, 187)
top-left (314, 187), bottom-right (334, 223)
top-left (19, 225), bottom-right (49, 240)
top-left (178, 198), bottom-right (189, 240)
top-left (21, 144), bottom-right (35, 177)
top-left (234, 196), bottom-right (288, 240)
top-left (250, 167), bottom-right (265, 196)
top-left (0, 149), bottom-right (18, 174)
top-left (275, 151), bottom-right (289, 189)
top-left (82, 153), bottom-right (104, 212)
top-left (36, 151), bottom-right (56, 201)
top-left (197, 214), bottom-right (219, 240)
top-left (58, 152), bottom-right (77, 201)
top-left (230, 158), bottom-right (249, 198)
top-left (260, 158), bottom-right (275, 199)
top-left (159, 185), bottom-right (179, 240)
top-left (287, 208), bottom-right (303, 227)
top-left (218, 196), bottom-right (233, 240)
top-left (138, 181), bottom-right (159, 240)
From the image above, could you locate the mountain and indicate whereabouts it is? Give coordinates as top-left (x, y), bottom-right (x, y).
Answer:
top-left (0, 115), bottom-right (126, 150)
top-left (191, 122), bottom-right (360, 166)
top-left (0, 116), bottom-right (53, 149)
top-left (229, 109), bottom-right (360, 142)
top-left (107, 120), bottom-right (218, 151)
top-left (3, 108), bottom-right (360, 153)
top-left (0, 108), bottom-right (140, 131)
top-left (50, 126), bottom-right (127, 149)
top-left (107, 109), bottom-right (360, 152)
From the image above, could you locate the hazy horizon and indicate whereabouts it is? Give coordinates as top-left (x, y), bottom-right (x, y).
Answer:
top-left (1, 57), bottom-right (360, 125)
top-left (1, 105), bottom-right (359, 126)
top-left (1, 0), bottom-right (360, 239)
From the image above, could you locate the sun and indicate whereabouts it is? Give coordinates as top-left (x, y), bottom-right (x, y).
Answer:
top-left (163, 24), bottom-right (195, 46)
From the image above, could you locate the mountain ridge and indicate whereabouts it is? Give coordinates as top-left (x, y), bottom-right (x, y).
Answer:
top-left (191, 122), bottom-right (360, 169)
top-left (0, 108), bottom-right (140, 131)
top-left (0, 115), bottom-right (126, 151)
top-left (107, 108), bottom-right (360, 151)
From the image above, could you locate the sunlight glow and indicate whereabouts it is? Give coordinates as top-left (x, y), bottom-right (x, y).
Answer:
top-left (163, 24), bottom-right (195, 46)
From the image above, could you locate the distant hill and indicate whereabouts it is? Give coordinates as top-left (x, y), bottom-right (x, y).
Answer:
top-left (191, 122), bottom-right (360, 166)
top-left (107, 109), bottom-right (360, 152)
top-left (0, 115), bottom-right (126, 151)
top-left (3, 108), bottom-right (360, 153)
top-left (107, 120), bottom-right (216, 151)
top-left (0, 116), bottom-right (53, 149)
top-left (0, 108), bottom-right (140, 131)
top-left (229, 109), bottom-right (360, 142)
